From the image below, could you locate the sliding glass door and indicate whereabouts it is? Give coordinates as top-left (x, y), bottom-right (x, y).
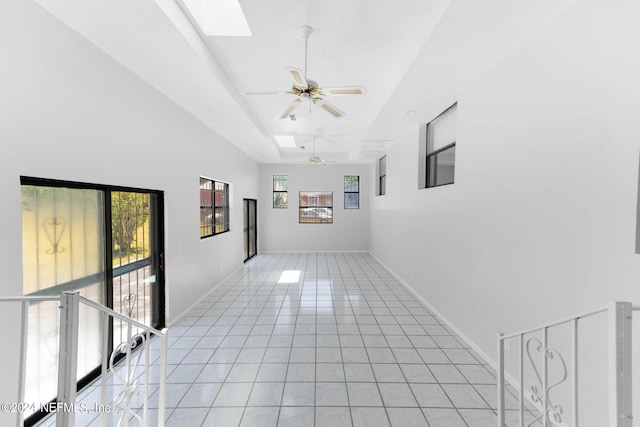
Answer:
top-left (110, 191), bottom-right (164, 345)
top-left (20, 178), bottom-right (165, 425)
top-left (21, 185), bottom-right (106, 415)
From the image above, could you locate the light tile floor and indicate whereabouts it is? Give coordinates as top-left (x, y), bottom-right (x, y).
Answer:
top-left (38, 252), bottom-right (537, 426)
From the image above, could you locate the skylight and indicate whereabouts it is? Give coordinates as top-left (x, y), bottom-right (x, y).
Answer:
top-left (187, 0), bottom-right (252, 37)
top-left (274, 135), bottom-right (297, 148)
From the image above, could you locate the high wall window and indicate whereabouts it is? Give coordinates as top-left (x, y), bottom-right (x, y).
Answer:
top-left (299, 191), bottom-right (333, 224)
top-left (200, 177), bottom-right (229, 238)
top-left (423, 103), bottom-right (457, 188)
top-left (378, 156), bottom-right (387, 196)
top-left (273, 175), bottom-right (288, 208)
top-left (344, 175), bottom-right (360, 209)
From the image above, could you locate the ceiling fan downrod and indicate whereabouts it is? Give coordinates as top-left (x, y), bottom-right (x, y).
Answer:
top-left (301, 26), bottom-right (313, 81)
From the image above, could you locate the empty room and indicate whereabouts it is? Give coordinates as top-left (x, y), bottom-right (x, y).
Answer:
top-left (1, 0), bottom-right (639, 426)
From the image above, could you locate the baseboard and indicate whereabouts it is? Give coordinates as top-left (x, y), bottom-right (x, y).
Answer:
top-left (366, 250), bottom-right (536, 407)
top-left (167, 262), bottom-right (247, 327)
top-left (366, 251), bottom-right (498, 369)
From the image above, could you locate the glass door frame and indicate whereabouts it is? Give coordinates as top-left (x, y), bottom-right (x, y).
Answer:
top-left (21, 176), bottom-right (165, 426)
top-left (243, 198), bottom-right (257, 262)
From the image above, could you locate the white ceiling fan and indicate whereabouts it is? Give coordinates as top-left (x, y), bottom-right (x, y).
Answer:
top-left (246, 26), bottom-right (366, 120)
top-left (302, 135), bottom-right (337, 167)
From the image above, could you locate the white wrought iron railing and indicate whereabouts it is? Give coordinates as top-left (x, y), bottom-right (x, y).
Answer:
top-left (497, 301), bottom-right (636, 427)
top-left (0, 291), bottom-right (167, 427)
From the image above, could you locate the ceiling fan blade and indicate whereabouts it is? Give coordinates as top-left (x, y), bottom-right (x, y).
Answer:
top-left (279, 101), bottom-right (300, 120)
top-left (245, 91), bottom-right (288, 95)
top-left (316, 99), bottom-right (345, 119)
top-left (287, 68), bottom-right (308, 88)
top-left (321, 86), bottom-right (367, 96)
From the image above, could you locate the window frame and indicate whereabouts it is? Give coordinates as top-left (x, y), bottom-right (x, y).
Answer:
top-left (213, 181), bottom-right (230, 235)
top-left (421, 102), bottom-right (457, 189)
top-left (200, 176), bottom-right (229, 238)
top-left (273, 174), bottom-right (288, 209)
top-left (19, 175), bottom-right (166, 426)
top-left (344, 175), bottom-right (360, 209)
top-left (199, 177), bottom-right (214, 238)
top-left (426, 142), bottom-right (456, 188)
top-left (378, 156), bottom-right (387, 196)
top-left (299, 191), bottom-right (334, 224)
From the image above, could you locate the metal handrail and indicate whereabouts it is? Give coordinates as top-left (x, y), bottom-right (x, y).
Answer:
top-left (0, 296), bottom-right (60, 302)
top-left (78, 295), bottom-right (164, 335)
top-left (1, 292), bottom-right (167, 427)
top-left (497, 301), bottom-right (634, 427)
top-left (498, 305), bottom-right (608, 340)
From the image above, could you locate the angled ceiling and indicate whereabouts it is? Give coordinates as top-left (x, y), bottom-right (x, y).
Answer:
top-left (33, 0), bottom-right (574, 164)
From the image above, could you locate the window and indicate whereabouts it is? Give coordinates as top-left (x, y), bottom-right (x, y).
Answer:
top-left (200, 177), bottom-right (229, 238)
top-left (422, 103), bottom-right (457, 188)
top-left (299, 191), bottom-right (333, 224)
top-left (214, 181), bottom-right (230, 234)
top-left (344, 175), bottom-right (360, 209)
top-left (378, 156), bottom-right (387, 195)
top-left (199, 177), bottom-right (213, 237)
top-left (273, 175), bottom-right (288, 208)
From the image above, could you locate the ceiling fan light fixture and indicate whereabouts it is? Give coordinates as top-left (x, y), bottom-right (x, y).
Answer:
top-left (200, 0), bottom-right (252, 37)
top-left (246, 25), bottom-right (364, 120)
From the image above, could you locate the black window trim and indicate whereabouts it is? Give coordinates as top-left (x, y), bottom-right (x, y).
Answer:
top-left (425, 141), bottom-right (456, 188)
top-left (299, 190), bottom-right (334, 224)
top-left (272, 174), bottom-right (288, 209)
top-left (378, 155), bottom-right (387, 196)
top-left (200, 176), bottom-right (230, 239)
top-left (424, 102), bottom-right (457, 189)
top-left (344, 175), bottom-right (360, 209)
top-left (213, 180), bottom-right (230, 236)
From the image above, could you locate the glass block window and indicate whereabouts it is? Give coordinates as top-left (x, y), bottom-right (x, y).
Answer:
top-left (273, 175), bottom-right (288, 208)
top-left (344, 176), bottom-right (360, 209)
top-left (200, 177), bottom-right (229, 238)
top-left (299, 191), bottom-right (333, 224)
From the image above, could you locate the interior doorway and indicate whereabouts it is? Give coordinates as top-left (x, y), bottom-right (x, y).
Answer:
top-left (243, 199), bottom-right (257, 262)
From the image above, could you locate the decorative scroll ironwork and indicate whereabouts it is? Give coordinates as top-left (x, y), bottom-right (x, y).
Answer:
top-left (43, 218), bottom-right (66, 254)
top-left (109, 333), bottom-right (146, 426)
top-left (526, 338), bottom-right (568, 426)
top-left (122, 293), bottom-right (138, 319)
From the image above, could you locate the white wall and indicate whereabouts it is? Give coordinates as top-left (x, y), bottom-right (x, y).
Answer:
top-left (0, 0), bottom-right (258, 418)
top-left (369, 0), bottom-right (640, 422)
top-left (259, 164), bottom-right (369, 252)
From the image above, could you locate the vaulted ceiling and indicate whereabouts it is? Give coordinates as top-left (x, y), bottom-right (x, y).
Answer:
top-left (34, 0), bottom-right (573, 164)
